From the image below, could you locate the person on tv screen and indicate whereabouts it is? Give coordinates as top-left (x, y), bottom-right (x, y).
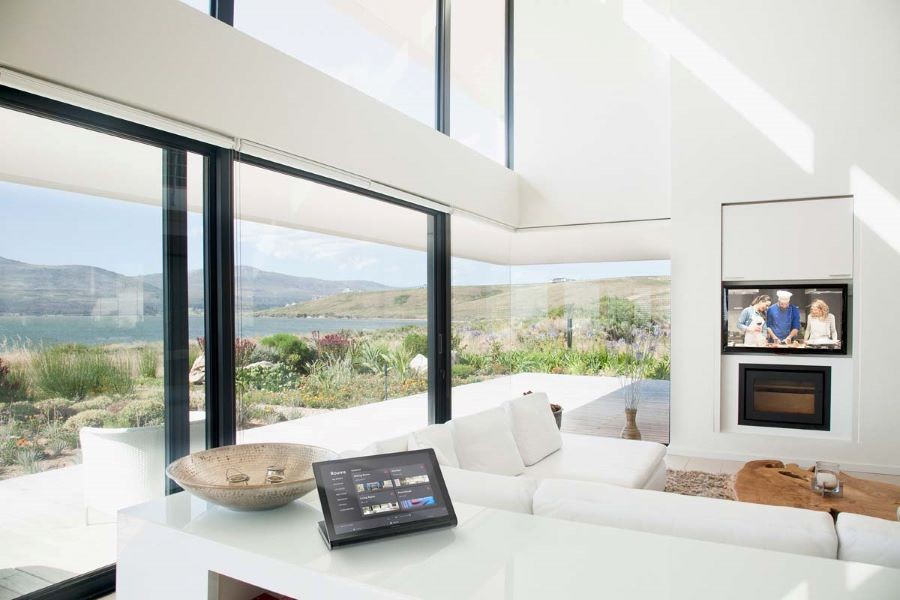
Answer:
top-left (767, 290), bottom-right (800, 345)
top-left (737, 294), bottom-right (770, 346)
top-left (804, 299), bottom-right (839, 345)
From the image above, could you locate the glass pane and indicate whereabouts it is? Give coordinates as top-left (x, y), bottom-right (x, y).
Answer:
top-left (235, 0), bottom-right (436, 127)
top-left (509, 260), bottom-right (671, 444)
top-left (234, 161), bottom-right (429, 454)
top-left (0, 107), bottom-right (202, 596)
top-left (450, 214), bottom-right (513, 417)
top-left (450, 0), bottom-right (506, 163)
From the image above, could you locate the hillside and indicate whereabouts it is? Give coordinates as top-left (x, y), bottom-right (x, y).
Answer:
top-left (258, 276), bottom-right (671, 322)
top-left (0, 257), bottom-right (391, 315)
top-left (0, 256), bottom-right (163, 316)
top-left (143, 265), bottom-right (391, 311)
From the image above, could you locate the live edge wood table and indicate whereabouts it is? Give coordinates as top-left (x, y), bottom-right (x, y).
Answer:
top-left (734, 460), bottom-right (900, 521)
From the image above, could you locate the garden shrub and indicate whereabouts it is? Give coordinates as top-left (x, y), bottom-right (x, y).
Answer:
top-left (70, 396), bottom-right (115, 412)
top-left (402, 332), bottom-right (428, 357)
top-left (316, 333), bottom-right (351, 359)
top-left (0, 357), bottom-right (29, 403)
top-left (66, 409), bottom-right (113, 429)
top-left (45, 437), bottom-right (69, 457)
top-left (15, 446), bottom-right (44, 474)
top-left (351, 341), bottom-right (389, 374)
top-left (0, 438), bottom-right (18, 466)
top-left (31, 344), bottom-right (133, 400)
top-left (597, 296), bottom-right (651, 342)
top-left (451, 364), bottom-right (476, 380)
top-left (259, 334), bottom-right (316, 374)
top-left (236, 363), bottom-right (298, 392)
top-left (8, 401), bottom-right (39, 421)
top-left (117, 399), bottom-right (164, 428)
top-left (35, 398), bottom-right (73, 422)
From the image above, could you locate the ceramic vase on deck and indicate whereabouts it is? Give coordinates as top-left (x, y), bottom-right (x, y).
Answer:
top-left (621, 408), bottom-right (642, 440)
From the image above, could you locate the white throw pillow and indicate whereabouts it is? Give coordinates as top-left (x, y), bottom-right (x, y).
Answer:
top-left (440, 467), bottom-right (538, 514)
top-left (408, 424), bottom-right (460, 468)
top-left (449, 407), bottom-right (525, 476)
top-left (504, 392), bottom-right (562, 466)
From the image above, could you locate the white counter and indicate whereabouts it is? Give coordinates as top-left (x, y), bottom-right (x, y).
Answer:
top-left (118, 492), bottom-right (900, 599)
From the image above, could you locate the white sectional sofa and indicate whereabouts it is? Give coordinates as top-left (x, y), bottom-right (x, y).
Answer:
top-left (352, 392), bottom-right (896, 567)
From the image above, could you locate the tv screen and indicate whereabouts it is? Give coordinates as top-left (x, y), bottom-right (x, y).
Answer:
top-left (722, 283), bottom-right (848, 355)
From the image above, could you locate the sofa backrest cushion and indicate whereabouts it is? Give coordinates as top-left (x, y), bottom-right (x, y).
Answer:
top-left (360, 433), bottom-right (409, 456)
top-left (533, 479), bottom-right (838, 559)
top-left (408, 423), bottom-right (460, 468)
top-left (449, 407), bottom-right (526, 476)
top-left (441, 467), bottom-right (538, 514)
top-left (504, 392), bottom-right (562, 466)
top-left (837, 512), bottom-right (900, 568)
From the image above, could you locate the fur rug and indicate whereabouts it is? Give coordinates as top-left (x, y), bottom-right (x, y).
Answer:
top-left (665, 469), bottom-right (735, 500)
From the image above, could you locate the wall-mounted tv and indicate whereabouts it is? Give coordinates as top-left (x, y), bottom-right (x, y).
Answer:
top-left (722, 283), bottom-right (849, 355)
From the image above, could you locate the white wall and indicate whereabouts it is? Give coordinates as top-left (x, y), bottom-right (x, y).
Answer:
top-left (0, 0), bottom-right (519, 225)
top-left (514, 0), bottom-right (671, 227)
top-left (668, 0), bottom-right (900, 472)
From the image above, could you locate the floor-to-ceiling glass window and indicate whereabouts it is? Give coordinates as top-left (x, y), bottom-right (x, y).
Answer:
top-left (234, 0), bottom-right (437, 127)
top-left (449, 214), bottom-right (513, 417)
top-left (450, 0), bottom-right (506, 163)
top-left (509, 260), bottom-right (671, 444)
top-left (233, 159), bottom-right (432, 453)
top-left (0, 105), bottom-right (205, 597)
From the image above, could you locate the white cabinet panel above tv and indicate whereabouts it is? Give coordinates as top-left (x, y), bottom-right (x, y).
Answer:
top-left (722, 197), bottom-right (853, 281)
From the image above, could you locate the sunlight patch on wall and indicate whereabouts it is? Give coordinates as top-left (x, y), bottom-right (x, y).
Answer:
top-left (623, 0), bottom-right (814, 174)
top-left (851, 165), bottom-right (900, 254)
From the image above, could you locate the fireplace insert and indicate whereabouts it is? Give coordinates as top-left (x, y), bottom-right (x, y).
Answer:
top-left (738, 364), bottom-right (831, 430)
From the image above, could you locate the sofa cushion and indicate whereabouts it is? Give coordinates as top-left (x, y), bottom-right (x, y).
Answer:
top-left (521, 433), bottom-right (666, 489)
top-left (449, 407), bottom-right (526, 476)
top-left (837, 512), bottom-right (900, 568)
top-left (533, 479), bottom-right (838, 559)
top-left (360, 433), bottom-right (409, 456)
top-left (441, 467), bottom-right (538, 514)
top-left (408, 424), bottom-right (460, 468)
top-left (504, 392), bottom-right (562, 466)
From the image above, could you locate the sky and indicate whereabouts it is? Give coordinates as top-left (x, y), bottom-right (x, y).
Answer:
top-left (1, 180), bottom-right (670, 288)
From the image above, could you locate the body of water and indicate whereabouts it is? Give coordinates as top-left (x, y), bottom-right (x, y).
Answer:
top-left (0, 315), bottom-right (426, 347)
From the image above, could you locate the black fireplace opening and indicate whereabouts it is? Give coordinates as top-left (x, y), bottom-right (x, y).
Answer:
top-left (738, 364), bottom-right (831, 430)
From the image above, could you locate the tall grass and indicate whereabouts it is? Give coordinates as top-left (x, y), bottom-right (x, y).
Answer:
top-left (30, 344), bottom-right (133, 400)
top-left (138, 346), bottom-right (158, 379)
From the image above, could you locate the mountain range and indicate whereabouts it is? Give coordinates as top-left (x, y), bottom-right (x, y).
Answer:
top-left (0, 257), bottom-right (391, 316)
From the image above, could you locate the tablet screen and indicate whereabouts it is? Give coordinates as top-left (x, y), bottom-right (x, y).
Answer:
top-left (313, 449), bottom-right (456, 545)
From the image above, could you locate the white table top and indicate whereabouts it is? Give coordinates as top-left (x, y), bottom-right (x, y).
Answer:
top-left (120, 492), bottom-right (900, 599)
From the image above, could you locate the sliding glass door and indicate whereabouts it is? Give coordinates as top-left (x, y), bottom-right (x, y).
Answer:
top-left (0, 99), bottom-right (207, 598)
top-left (233, 159), bottom-right (438, 453)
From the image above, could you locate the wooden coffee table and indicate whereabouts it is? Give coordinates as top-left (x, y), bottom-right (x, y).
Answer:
top-left (734, 459), bottom-right (900, 521)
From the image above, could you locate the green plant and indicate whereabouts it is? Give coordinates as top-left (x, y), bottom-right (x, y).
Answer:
top-left (248, 405), bottom-right (286, 425)
top-left (236, 363), bottom-right (298, 392)
top-left (117, 400), bottom-right (164, 428)
top-left (451, 364), bottom-right (476, 380)
top-left (0, 438), bottom-right (18, 466)
top-left (8, 401), bottom-right (39, 421)
top-left (402, 332), bottom-right (428, 357)
top-left (306, 355), bottom-right (354, 395)
top-left (259, 334), bottom-right (316, 374)
top-left (15, 446), bottom-right (44, 474)
top-left (351, 341), bottom-right (390, 374)
top-left (31, 344), bottom-right (133, 400)
top-left (597, 296), bottom-right (651, 342)
top-left (393, 294), bottom-right (410, 305)
top-left (138, 346), bottom-right (158, 378)
top-left (457, 352), bottom-right (487, 373)
top-left (70, 396), bottom-right (115, 412)
top-left (45, 437), bottom-right (69, 458)
top-left (383, 346), bottom-right (414, 378)
top-left (188, 342), bottom-right (203, 369)
top-left (66, 409), bottom-right (113, 430)
top-left (35, 398), bottom-right (73, 423)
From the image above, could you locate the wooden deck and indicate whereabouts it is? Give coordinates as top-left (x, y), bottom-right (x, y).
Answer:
top-left (560, 379), bottom-right (670, 444)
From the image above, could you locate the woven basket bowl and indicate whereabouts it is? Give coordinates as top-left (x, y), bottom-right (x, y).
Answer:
top-left (166, 443), bottom-right (338, 511)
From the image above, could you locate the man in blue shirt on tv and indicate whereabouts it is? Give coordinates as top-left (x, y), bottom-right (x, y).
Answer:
top-left (767, 290), bottom-right (801, 344)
